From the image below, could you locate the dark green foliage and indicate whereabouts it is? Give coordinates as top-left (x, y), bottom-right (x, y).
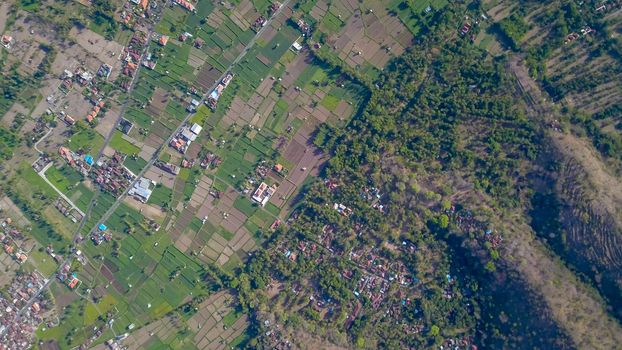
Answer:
top-left (90, 0), bottom-right (118, 39)
top-left (0, 127), bottom-right (19, 160)
top-left (496, 14), bottom-right (530, 50)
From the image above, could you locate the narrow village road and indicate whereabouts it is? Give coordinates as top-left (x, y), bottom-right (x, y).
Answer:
top-left (0, 0), bottom-right (294, 339)
top-left (37, 162), bottom-right (85, 216)
top-left (87, 0), bottom-right (294, 238)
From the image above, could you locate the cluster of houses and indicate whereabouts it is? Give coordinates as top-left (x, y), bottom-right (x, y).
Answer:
top-left (86, 100), bottom-right (106, 124)
top-left (275, 231), bottom-right (420, 328)
top-left (186, 97), bottom-right (201, 112)
top-left (274, 219), bottom-right (422, 324)
top-left (0, 219), bottom-right (28, 265)
top-left (255, 162), bottom-right (284, 179)
top-left (121, 0), bottom-right (157, 26)
top-left (129, 0), bottom-right (149, 11)
top-left (252, 15), bottom-right (268, 31)
top-left (2, 242), bottom-right (27, 264)
top-left (355, 274), bottom-right (391, 308)
top-left (296, 18), bottom-right (311, 36)
top-left (120, 31), bottom-right (148, 89)
top-left (596, 0), bottom-right (622, 13)
top-left (6, 273), bottom-right (46, 308)
top-left (348, 247), bottom-right (415, 287)
top-left (275, 238), bottom-right (323, 264)
top-left (361, 186), bottom-right (386, 214)
top-left (257, 318), bottom-right (292, 350)
top-left (58, 147), bottom-right (92, 176)
top-left (0, 272), bottom-right (47, 350)
top-left (206, 73), bottom-right (234, 110)
top-left (60, 64), bottom-right (109, 96)
top-left (170, 122), bottom-right (203, 154)
top-left (317, 224), bottom-right (337, 253)
top-left (333, 203), bottom-right (353, 216)
top-left (452, 207), bottom-right (503, 249)
top-left (252, 2), bottom-right (281, 31)
top-left (565, 26), bottom-right (595, 44)
top-left (440, 336), bottom-right (476, 350)
top-left (90, 152), bottom-right (134, 196)
top-left (200, 152), bottom-right (222, 169)
top-left (91, 223), bottom-right (112, 246)
top-left (57, 263), bottom-right (81, 290)
top-left (45, 245), bottom-right (65, 266)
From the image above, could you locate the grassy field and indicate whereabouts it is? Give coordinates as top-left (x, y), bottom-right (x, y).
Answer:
top-left (320, 94), bottom-right (340, 111)
top-left (233, 196), bottom-right (258, 217)
top-left (28, 248), bottom-right (58, 276)
top-left (148, 184), bottom-right (173, 207)
top-left (20, 162), bottom-right (58, 199)
top-left (67, 128), bottom-right (105, 154)
top-left (190, 105), bottom-right (211, 126)
top-left (124, 156), bottom-right (148, 174)
top-left (110, 131), bottom-right (140, 155)
top-left (68, 183), bottom-right (95, 212)
top-left (45, 165), bottom-right (82, 194)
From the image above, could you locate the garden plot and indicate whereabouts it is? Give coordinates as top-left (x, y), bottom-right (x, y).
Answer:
top-left (145, 87), bottom-right (170, 117)
top-left (118, 314), bottom-right (185, 350)
top-left (314, 1), bottom-right (414, 71)
top-left (188, 175), bottom-right (213, 209)
top-left (188, 291), bottom-right (249, 350)
top-left (144, 165), bottom-right (177, 189)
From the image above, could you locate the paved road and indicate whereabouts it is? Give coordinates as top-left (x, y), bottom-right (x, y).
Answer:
top-left (33, 127), bottom-right (53, 154)
top-left (37, 162), bottom-right (86, 216)
top-left (0, 3), bottom-right (174, 339)
top-left (94, 18), bottom-right (167, 164)
top-left (0, 0), bottom-right (294, 339)
top-left (86, 0), bottom-right (294, 237)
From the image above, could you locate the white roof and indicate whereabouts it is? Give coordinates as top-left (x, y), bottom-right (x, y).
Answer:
top-left (190, 123), bottom-right (202, 135)
top-left (181, 128), bottom-right (197, 141)
top-left (137, 177), bottom-right (151, 189)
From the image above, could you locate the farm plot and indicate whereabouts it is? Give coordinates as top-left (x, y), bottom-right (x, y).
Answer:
top-left (187, 291), bottom-right (249, 349)
top-left (109, 131), bottom-right (141, 155)
top-left (310, 0), bottom-right (418, 72)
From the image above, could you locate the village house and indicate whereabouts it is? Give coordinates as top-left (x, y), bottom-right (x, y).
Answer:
top-left (251, 182), bottom-right (277, 206)
top-left (128, 177), bottom-right (154, 203)
top-left (170, 123), bottom-right (203, 153)
top-left (1, 34), bottom-right (13, 49)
